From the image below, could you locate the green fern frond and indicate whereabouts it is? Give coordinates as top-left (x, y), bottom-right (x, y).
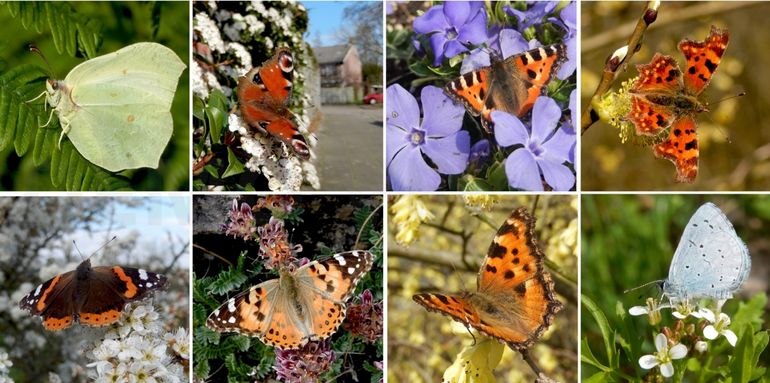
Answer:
top-left (0, 64), bottom-right (131, 190)
top-left (2, 1), bottom-right (102, 58)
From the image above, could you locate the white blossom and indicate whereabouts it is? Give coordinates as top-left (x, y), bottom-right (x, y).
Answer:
top-left (194, 12), bottom-right (226, 53)
top-left (639, 333), bottom-right (687, 378)
top-left (698, 309), bottom-right (738, 346)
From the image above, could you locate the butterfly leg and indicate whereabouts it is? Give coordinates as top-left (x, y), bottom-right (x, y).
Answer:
top-left (462, 323), bottom-right (477, 346)
top-left (26, 90), bottom-right (47, 104)
top-left (41, 108), bottom-right (55, 128)
top-left (57, 118), bottom-right (71, 149)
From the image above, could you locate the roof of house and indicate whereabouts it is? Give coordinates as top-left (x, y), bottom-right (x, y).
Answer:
top-left (315, 44), bottom-right (352, 65)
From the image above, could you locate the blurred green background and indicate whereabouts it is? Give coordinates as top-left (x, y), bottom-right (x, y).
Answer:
top-left (581, 194), bottom-right (770, 378)
top-left (582, 2), bottom-right (770, 190)
top-left (388, 195), bottom-right (577, 382)
top-left (0, 2), bottom-right (189, 190)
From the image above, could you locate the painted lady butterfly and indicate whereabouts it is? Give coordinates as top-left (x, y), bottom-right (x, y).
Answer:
top-left (444, 44), bottom-right (566, 133)
top-left (237, 48), bottom-right (310, 160)
top-left (627, 26), bottom-right (729, 183)
top-left (206, 251), bottom-right (374, 349)
top-left (413, 207), bottom-right (562, 350)
top-left (19, 259), bottom-right (167, 331)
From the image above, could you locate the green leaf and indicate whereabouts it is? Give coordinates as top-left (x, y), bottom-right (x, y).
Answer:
top-left (583, 371), bottom-right (614, 383)
top-left (204, 90), bottom-right (227, 145)
top-left (731, 325), bottom-right (755, 383)
top-left (193, 357), bottom-right (210, 379)
top-left (463, 176), bottom-right (492, 191)
top-left (222, 147), bottom-right (245, 178)
top-left (582, 294), bottom-right (616, 367)
top-left (206, 257), bottom-right (248, 295)
top-left (580, 338), bottom-right (609, 372)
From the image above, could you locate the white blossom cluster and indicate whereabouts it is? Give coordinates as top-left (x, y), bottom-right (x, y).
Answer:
top-left (193, 1), bottom-right (319, 191)
top-left (0, 350), bottom-right (13, 383)
top-left (87, 304), bottom-right (189, 383)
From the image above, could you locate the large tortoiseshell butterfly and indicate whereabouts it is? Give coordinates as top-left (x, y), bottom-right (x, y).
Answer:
top-left (444, 44), bottom-right (566, 133)
top-left (626, 26), bottom-right (729, 183)
top-left (237, 48), bottom-right (310, 160)
top-left (413, 207), bottom-right (562, 350)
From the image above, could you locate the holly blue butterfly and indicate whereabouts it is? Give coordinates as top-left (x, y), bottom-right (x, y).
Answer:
top-left (662, 202), bottom-right (751, 302)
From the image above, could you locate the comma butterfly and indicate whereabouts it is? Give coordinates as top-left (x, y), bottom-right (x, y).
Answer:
top-left (237, 48), bottom-right (310, 160)
top-left (206, 251), bottom-right (373, 349)
top-left (626, 26), bottom-right (729, 183)
top-left (445, 44), bottom-right (566, 133)
top-left (412, 208), bottom-right (562, 350)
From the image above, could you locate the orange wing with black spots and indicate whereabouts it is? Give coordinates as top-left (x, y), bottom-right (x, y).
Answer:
top-left (413, 208), bottom-right (562, 350)
top-left (237, 48), bottom-right (310, 160)
top-left (207, 251), bottom-right (374, 350)
top-left (679, 26), bottom-right (729, 95)
top-left (19, 260), bottom-right (167, 331)
top-left (625, 26), bottom-right (728, 183)
top-left (444, 44), bottom-right (566, 133)
top-left (654, 116), bottom-right (699, 183)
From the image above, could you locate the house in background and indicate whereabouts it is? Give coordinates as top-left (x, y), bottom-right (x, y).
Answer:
top-left (315, 44), bottom-right (362, 104)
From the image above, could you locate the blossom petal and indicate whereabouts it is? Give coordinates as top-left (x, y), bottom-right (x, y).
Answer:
top-left (669, 344), bottom-right (688, 359)
top-left (723, 329), bottom-right (738, 347)
top-left (660, 362), bottom-right (675, 378)
top-left (557, 35), bottom-right (577, 79)
top-left (703, 325), bottom-right (719, 340)
top-left (505, 149), bottom-right (543, 191)
top-left (655, 333), bottom-right (668, 352)
top-left (443, 1), bottom-right (470, 27)
top-left (443, 39), bottom-right (468, 60)
top-left (413, 6), bottom-right (449, 34)
top-left (492, 111), bottom-right (529, 147)
top-left (638, 355), bottom-right (659, 369)
top-left (530, 97), bottom-right (562, 143)
top-left (386, 84), bottom-right (420, 132)
top-left (499, 29), bottom-right (530, 59)
top-left (542, 126), bottom-right (575, 163)
top-left (537, 155), bottom-right (574, 191)
top-left (421, 86), bottom-right (465, 136)
top-left (422, 131), bottom-right (470, 174)
top-left (718, 312), bottom-right (731, 325)
top-left (429, 33), bottom-right (449, 66)
top-left (628, 306), bottom-right (649, 316)
top-left (455, 8), bottom-right (488, 46)
top-left (569, 90), bottom-right (577, 130)
top-left (560, 1), bottom-right (576, 29)
top-left (388, 146), bottom-right (440, 191)
top-left (386, 122), bottom-right (409, 165)
top-left (460, 48), bottom-right (491, 74)
top-left (672, 311), bottom-right (688, 319)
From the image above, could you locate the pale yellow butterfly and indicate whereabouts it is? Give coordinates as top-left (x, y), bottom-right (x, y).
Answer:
top-left (31, 42), bottom-right (185, 172)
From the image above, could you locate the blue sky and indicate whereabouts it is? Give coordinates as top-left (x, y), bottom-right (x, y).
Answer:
top-left (51, 197), bottom-right (190, 266)
top-left (303, 1), bottom-right (359, 46)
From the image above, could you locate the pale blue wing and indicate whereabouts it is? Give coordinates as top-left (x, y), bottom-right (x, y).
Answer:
top-left (664, 202), bottom-right (751, 301)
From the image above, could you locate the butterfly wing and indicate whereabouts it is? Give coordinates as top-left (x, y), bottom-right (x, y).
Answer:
top-left (77, 266), bottom-right (167, 327)
top-left (19, 270), bottom-right (77, 331)
top-left (665, 203), bottom-right (751, 301)
top-left (627, 95), bottom-right (675, 136)
top-left (60, 42), bottom-right (185, 172)
top-left (412, 292), bottom-right (480, 327)
top-left (653, 116), bottom-right (699, 183)
top-left (444, 44), bottom-right (565, 133)
top-left (206, 279), bottom-right (286, 337)
top-left (679, 26), bottom-right (729, 96)
top-left (292, 251), bottom-right (375, 344)
top-left (631, 54), bottom-right (683, 95)
top-left (475, 207), bottom-right (562, 349)
top-left (237, 48), bottom-right (310, 160)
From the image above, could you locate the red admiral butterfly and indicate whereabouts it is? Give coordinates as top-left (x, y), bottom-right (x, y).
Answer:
top-left (19, 259), bottom-right (167, 331)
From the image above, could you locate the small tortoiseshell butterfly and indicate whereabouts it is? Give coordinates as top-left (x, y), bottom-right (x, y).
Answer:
top-left (444, 44), bottom-right (566, 133)
top-left (237, 48), bottom-right (310, 160)
top-left (206, 251), bottom-right (373, 349)
top-left (626, 26), bottom-right (729, 182)
top-left (19, 259), bottom-right (167, 331)
top-left (413, 207), bottom-right (562, 350)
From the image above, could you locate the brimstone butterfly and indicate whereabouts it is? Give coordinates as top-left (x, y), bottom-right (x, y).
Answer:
top-left (35, 42), bottom-right (185, 172)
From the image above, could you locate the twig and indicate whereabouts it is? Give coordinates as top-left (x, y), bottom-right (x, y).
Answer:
top-left (581, 1), bottom-right (659, 135)
top-left (354, 202), bottom-right (383, 249)
top-left (194, 243), bottom-right (232, 266)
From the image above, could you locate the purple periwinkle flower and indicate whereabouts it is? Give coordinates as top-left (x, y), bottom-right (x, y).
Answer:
top-left (387, 84), bottom-right (470, 191)
top-left (462, 28), bottom-right (531, 74)
top-left (468, 139), bottom-right (491, 171)
top-left (555, 1), bottom-right (577, 79)
top-left (413, 1), bottom-right (488, 66)
top-left (505, 1), bottom-right (558, 31)
top-left (493, 97), bottom-right (575, 191)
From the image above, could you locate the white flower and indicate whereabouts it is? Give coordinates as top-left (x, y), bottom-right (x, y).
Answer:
top-left (698, 309), bottom-right (738, 346)
top-left (629, 297), bottom-right (668, 325)
top-left (695, 341), bottom-right (708, 353)
top-left (638, 333), bottom-right (688, 378)
top-left (164, 328), bottom-right (190, 360)
top-left (0, 351), bottom-right (12, 373)
top-left (671, 299), bottom-right (696, 319)
top-left (191, 61), bottom-right (209, 100)
top-left (194, 12), bottom-right (226, 53)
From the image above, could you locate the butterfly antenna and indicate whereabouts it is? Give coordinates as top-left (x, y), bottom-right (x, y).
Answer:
top-left (623, 279), bottom-right (664, 295)
top-left (28, 44), bottom-right (55, 78)
top-left (85, 235), bottom-right (118, 260)
top-left (706, 91), bottom-right (745, 144)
